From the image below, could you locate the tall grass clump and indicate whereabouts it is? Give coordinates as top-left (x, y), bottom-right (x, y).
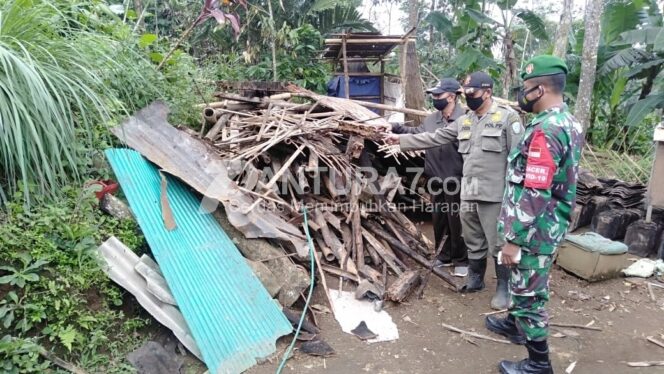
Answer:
top-left (0, 0), bottom-right (157, 206)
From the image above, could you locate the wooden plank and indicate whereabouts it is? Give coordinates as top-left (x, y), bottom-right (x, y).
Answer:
top-left (326, 38), bottom-right (416, 44)
top-left (363, 220), bottom-right (458, 290)
top-left (342, 35), bottom-right (350, 100)
top-left (386, 270), bottom-right (421, 302)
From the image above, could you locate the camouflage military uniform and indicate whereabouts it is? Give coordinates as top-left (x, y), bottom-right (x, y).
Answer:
top-left (498, 104), bottom-right (584, 341)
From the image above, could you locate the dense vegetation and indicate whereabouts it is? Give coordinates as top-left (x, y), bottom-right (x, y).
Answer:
top-left (0, 0), bottom-right (661, 371)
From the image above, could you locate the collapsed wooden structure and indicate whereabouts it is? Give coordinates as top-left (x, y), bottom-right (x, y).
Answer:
top-left (197, 82), bottom-right (459, 301)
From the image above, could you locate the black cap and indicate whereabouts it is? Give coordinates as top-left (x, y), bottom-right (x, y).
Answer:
top-left (463, 72), bottom-right (493, 91)
top-left (425, 78), bottom-right (461, 95)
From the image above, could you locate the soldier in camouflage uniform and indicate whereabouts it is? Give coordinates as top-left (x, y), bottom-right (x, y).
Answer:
top-left (384, 72), bottom-right (523, 310)
top-left (485, 55), bottom-right (584, 374)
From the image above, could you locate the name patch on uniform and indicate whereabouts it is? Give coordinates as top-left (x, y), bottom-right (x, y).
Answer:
top-left (485, 122), bottom-right (500, 129)
top-left (459, 131), bottom-right (472, 140)
top-left (525, 165), bottom-right (551, 185)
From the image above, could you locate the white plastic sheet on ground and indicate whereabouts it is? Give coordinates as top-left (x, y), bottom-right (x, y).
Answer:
top-left (329, 289), bottom-right (399, 343)
top-left (622, 258), bottom-right (664, 278)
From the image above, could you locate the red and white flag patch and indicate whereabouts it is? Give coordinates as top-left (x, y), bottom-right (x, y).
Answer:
top-left (524, 130), bottom-right (555, 189)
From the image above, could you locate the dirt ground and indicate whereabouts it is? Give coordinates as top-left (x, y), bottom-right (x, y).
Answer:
top-left (155, 222), bottom-right (664, 374)
top-left (242, 264), bottom-right (664, 374)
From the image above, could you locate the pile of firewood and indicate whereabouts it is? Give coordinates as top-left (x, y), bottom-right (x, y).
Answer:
top-left (195, 83), bottom-right (459, 302)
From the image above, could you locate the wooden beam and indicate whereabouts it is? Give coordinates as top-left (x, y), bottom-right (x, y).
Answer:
top-left (342, 35), bottom-right (350, 99)
top-left (325, 38), bottom-right (416, 44)
top-left (347, 99), bottom-right (429, 117)
top-left (332, 72), bottom-right (384, 77)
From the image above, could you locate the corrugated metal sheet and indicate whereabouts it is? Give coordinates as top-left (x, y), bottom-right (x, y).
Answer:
top-left (106, 149), bottom-right (292, 374)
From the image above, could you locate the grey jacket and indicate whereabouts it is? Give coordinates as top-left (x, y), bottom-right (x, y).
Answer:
top-left (399, 100), bottom-right (523, 202)
top-left (392, 104), bottom-right (465, 182)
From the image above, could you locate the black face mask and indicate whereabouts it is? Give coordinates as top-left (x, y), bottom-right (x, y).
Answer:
top-left (432, 98), bottom-right (449, 111)
top-left (466, 94), bottom-right (485, 111)
top-left (517, 86), bottom-right (542, 113)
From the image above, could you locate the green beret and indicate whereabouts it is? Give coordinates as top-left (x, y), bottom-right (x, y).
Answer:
top-left (520, 55), bottom-right (568, 80)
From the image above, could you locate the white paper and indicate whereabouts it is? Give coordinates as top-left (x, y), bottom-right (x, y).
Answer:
top-left (329, 289), bottom-right (399, 343)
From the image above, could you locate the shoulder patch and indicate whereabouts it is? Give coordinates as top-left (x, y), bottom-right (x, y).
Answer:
top-left (511, 122), bottom-right (521, 134)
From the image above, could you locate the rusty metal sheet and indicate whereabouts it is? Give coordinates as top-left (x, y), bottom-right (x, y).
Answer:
top-left (111, 101), bottom-right (308, 258)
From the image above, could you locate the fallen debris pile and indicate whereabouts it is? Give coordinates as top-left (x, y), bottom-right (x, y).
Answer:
top-left (196, 82), bottom-right (461, 297)
top-left (105, 83), bottom-right (466, 372)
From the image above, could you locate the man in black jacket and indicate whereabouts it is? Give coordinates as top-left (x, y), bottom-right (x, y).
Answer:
top-left (391, 78), bottom-right (468, 276)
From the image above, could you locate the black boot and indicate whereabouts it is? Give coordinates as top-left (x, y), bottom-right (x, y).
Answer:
top-left (485, 314), bottom-right (526, 345)
top-left (491, 260), bottom-right (511, 310)
top-left (460, 258), bottom-right (486, 293)
top-left (499, 340), bottom-right (553, 374)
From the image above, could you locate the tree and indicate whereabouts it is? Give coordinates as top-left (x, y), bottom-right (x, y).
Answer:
top-left (574, 0), bottom-right (605, 131)
top-left (462, 3), bottom-right (549, 98)
top-left (552, 0), bottom-right (573, 58)
top-left (402, 0), bottom-right (426, 122)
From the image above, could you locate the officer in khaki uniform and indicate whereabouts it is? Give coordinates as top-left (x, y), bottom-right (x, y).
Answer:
top-left (385, 72), bottom-right (523, 310)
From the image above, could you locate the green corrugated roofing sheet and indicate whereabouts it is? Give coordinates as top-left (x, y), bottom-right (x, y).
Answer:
top-left (106, 149), bottom-right (291, 374)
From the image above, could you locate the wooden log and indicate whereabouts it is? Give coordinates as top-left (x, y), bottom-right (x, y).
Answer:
top-left (386, 270), bottom-right (421, 303)
top-left (388, 221), bottom-right (430, 256)
top-left (205, 113), bottom-right (230, 140)
top-left (333, 170), bottom-right (348, 198)
top-left (361, 228), bottom-right (403, 275)
top-left (342, 35), bottom-right (350, 99)
top-left (348, 99), bottom-right (429, 117)
top-left (314, 232), bottom-right (335, 262)
top-left (353, 209), bottom-right (365, 270)
top-left (296, 166), bottom-right (311, 194)
top-left (364, 220), bottom-right (459, 290)
top-left (364, 241), bottom-right (382, 267)
top-left (203, 107), bottom-right (221, 124)
top-left (358, 265), bottom-right (383, 285)
top-left (323, 173), bottom-right (340, 200)
top-left (323, 211), bottom-right (342, 231)
top-left (313, 211), bottom-right (358, 278)
top-left (385, 218), bottom-right (409, 247)
top-left (321, 264), bottom-right (359, 281)
top-left (306, 147), bottom-right (319, 177)
top-left (388, 211), bottom-right (435, 253)
top-left (379, 173), bottom-right (402, 202)
top-left (417, 231), bottom-right (448, 298)
top-left (264, 144), bottom-right (306, 190)
top-left (340, 223), bottom-right (354, 261)
top-left (269, 92), bottom-right (292, 101)
top-left (345, 135), bottom-right (365, 159)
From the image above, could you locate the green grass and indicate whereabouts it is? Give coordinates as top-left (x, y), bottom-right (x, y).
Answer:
top-left (0, 0), bottom-right (159, 207)
top-left (0, 184), bottom-right (150, 372)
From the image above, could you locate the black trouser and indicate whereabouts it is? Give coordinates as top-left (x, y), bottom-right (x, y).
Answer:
top-left (431, 180), bottom-right (467, 266)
